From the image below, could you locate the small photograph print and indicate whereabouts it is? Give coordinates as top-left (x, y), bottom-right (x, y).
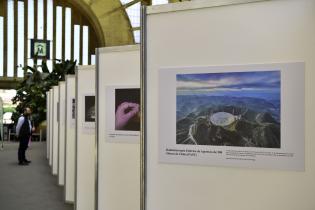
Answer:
top-left (176, 71), bottom-right (281, 148)
top-left (115, 88), bottom-right (140, 131)
top-left (72, 98), bottom-right (75, 119)
top-left (57, 102), bottom-right (60, 122)
top-left (85, 96), bottom-right (95, 122)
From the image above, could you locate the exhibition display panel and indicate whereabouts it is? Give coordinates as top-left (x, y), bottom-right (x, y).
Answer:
top-left (46, 91), bottom-right (50, 160)
top-left (96, 45), bottom-right (141, 210)
top-left (75, 66), bottom-right (96, 210)
top-left (49, 88), bottom-right (53, 166)
top-left (141, 0), bottom-right (314, 210)
top-left (65, 75), bottom-right (76, 203)
top-left (52, 85), bottom-right (59, 176)
top-left (58, 82), bottom-right (66, 186)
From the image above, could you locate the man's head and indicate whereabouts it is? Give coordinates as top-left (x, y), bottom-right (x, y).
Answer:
top-left (23, 107), bottom-right (32, 116)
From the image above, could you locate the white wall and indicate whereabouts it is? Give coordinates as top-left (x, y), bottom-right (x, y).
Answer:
top-left (75, 66), bottom-right (96, 210)
top-left (65, 75), bottom-right (76, 203)
top-left (144, 0), bottom-right (315, 210)
top-left (97, 45), bottom-right (140, 210)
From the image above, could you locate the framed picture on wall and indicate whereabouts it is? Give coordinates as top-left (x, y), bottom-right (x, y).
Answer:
top-left (30, 39), bottom-right (51, 59)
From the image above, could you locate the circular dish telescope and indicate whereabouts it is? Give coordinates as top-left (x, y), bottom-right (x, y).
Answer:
top-left (210, 112), bottom-right (240, 130)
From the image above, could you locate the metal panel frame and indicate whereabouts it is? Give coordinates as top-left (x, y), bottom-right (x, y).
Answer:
top-left (74, 66), bottom-right (78, 210)
top-left (95, 47), bottom-right (99, 210)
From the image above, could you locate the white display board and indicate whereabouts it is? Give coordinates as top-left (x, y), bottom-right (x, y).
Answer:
top-left (75, 66), bottom-right (96, 210)
top-left (143, 1), bottom-right (315, 210)
top-left (96, 45), bottom-right (140, 210)
top-left (65, 75), bottom-right (76, 203)
top-left (46, 91), bottom-right (50, 160)
top-left (58, 82), bottom-right (66, 186)
top-left (52, 85), bottom-right (59, 175)
top-left (159, 63), bottom-right (304, 170)
top-left (49, 88), bottom-right (53, 166)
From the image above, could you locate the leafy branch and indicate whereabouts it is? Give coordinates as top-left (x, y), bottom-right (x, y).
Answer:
top-left (12, 59), bottom-right (77, 127)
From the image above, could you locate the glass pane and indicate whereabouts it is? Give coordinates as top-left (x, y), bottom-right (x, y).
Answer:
top-left (73, 25), bottom-right (80, 64)
top-left (28, 0), bottom-right (34, 38)
top-left (17, 1), bottom-right (25, 77)
top-left (152, 0), bottom-right (168, 5)
top-left (50, 40), bottom-right (53, 68)
top-left (47, 0), bottom-right (53, 63)
top-left (7, 0), bottom-right (14, 77)
top-left (37, 59), bottom-right (42, 72)
top-left (125, 2), bottom-right (140, 28)
top-left (91, 54), bottom-right (95, 65)
top-left (0, 17), bottom-right (3, 77)
top-left (47, 0), bottom-right (53, 40)
top-left (133, 30), bottom-right (140, 43)
top-left (28, 0), bottom-right (34, 59)
top-left (27, 59), bottom-right (33, 68)
top-left (82, 26), bottom-right (89, 65)
top-left (47, 59), bottom-right (53, 72)
top-left (37, 0), bottom-right (44, 39)
top-left (65, 7), bottom-right (72, 60)
top-left (56, 6), bottom-right (63, 60)
top-left (120, 0), bottom-right (134, 4)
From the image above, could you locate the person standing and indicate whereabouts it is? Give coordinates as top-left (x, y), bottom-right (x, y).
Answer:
top-left (16, 107), bottom-right (33, 165)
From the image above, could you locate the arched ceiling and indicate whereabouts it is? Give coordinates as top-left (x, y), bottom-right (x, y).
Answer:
top-left (79, 0), bottom-right (183, 47)
top-left (81, 0), bottom-right (135, 46)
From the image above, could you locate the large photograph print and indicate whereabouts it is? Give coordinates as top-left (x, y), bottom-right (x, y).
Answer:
top-left (176, 71), bottom-right (281, 148)
top-left (159, 63), bottom-right (305, 171)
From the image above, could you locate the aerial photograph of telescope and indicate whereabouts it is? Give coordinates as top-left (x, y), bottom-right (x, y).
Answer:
top-left (176, 70), bottom-right (281, 148)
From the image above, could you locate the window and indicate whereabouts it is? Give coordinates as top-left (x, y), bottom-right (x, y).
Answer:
top-left (65, 7), bottom-right (71, 60)
top-left (82, 26), bottom-right (89, 65)
top-left (120, 0), bottom-right (141, 43)
top-left (17, 1), bottom-right (24, 77)
top-left (7, 0), bottom-right (14, 77)
top-left (125, 2), bottom-right (140, 28)
top-left (46, 0), bottom-right (53, 71)
top-left (0, 0), bottom-right (101, 80)
top-left (152, 0), bottom-right (168, 5)
top-left (27, 0), bottom-right (35, 68)
top-left (133, 30), bottom-right (140, 44)
top-left (121, 0), bottom-right (169, 43)
top-left (0, 17), bottom-right (3, 77)
top-left (55, 6), bottom-right (62, 60)
top-left (73, 25), bottom-right (81, 64)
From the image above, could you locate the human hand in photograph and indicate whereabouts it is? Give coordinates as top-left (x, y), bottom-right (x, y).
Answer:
top-left (115, 102), bottom-right (140, 130)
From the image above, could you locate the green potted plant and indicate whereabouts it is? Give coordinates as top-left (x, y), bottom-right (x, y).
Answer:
top-left (12, 59), bottom-right (77, 128)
